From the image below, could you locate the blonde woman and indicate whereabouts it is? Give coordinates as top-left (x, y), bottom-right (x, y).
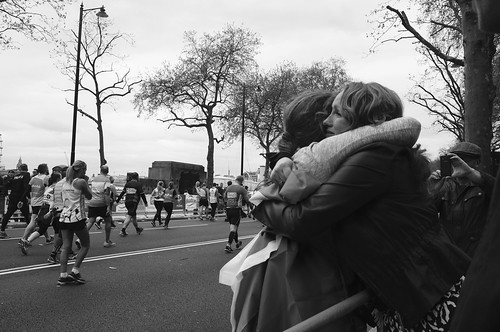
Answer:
top-left (57, 160), bottom-right (92, 286)
top-left (150, 181), bottom-right (166, 227)
top-left (162, 181), bottom-right (177, 229)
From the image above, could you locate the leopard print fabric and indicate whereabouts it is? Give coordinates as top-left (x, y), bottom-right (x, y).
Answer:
top-left (376, 276), bottom-right (464, 332)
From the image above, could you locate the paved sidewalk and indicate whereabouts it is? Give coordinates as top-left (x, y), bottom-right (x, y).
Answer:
top-left (5, 209), bottom-right (228, 229)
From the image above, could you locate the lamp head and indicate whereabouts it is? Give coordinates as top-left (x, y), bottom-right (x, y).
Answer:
top-left (96, 6), bottom-right (108, 18)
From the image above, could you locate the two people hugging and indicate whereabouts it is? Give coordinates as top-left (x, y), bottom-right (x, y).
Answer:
top-left (224, 81), bottom-right (469, 332)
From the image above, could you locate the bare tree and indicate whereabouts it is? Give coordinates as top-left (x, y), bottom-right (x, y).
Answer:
top-left (220, 64), bottom-right (296, 177)
top-left (134, 24), bottom-right (261, 185)
top-left (58, 15), bottom-right (141, 166)
top-left (410, 48), bottom-right (465, 141)
top-left (221, 58), bottom-right (350, 178)
top-left (371, 0), bottom-right (496, 172)
top-left (0, 0), bottom-right (70, 49)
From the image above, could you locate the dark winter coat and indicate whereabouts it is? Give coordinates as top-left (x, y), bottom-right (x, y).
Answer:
top-left (253, 142), bottom-right (470, 327)
top-left (433, 171), bottom-right (495, 257)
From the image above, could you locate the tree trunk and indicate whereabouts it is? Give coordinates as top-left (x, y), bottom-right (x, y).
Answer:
top-left (263, 147), bottom-right (271, 179)
top-left (460, 0), bottom-right (495, 173)
top-left (96, 102), bottom-right (107, 166)
top-left (206, 124), bottom-right (215, 186)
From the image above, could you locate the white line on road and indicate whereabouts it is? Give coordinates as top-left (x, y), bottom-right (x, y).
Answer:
top-left (0, 224), bottom-right (210, 242)
top-left (0, 234), bottom-right (256, 276)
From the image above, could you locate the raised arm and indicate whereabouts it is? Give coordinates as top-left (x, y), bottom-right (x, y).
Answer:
top-left (279, 117), bottom-right (421, 203)
top-left (74, 178), bottom-right (92, 200)
top-left (116, 187), bottom-right (126, 203)
top-left (253, 147), bottom-right (393, 241)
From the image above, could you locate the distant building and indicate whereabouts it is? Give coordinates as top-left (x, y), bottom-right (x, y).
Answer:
top-left (148, 161), bottom-right (205, 194)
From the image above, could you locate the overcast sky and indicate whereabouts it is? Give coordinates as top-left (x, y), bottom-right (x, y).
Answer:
top-left (0, 0), bottom-right (456, 177)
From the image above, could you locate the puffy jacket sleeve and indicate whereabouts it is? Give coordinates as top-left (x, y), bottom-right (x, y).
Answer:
top-left (252, 145), bottom-right (396, 241)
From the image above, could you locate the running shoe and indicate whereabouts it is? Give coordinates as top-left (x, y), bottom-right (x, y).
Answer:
top-left (20, 239), bottom-right (29, 255)
top-left (95, 221), bottom-right (102, 230)
top-left (47, 255), bottom-right (60, 264)
top-left (119, 230), bottom-right (128, 237)
top-left (0, 231), bottom-right (9, 239)
top-left (19, 238), bottom-right (32, 248)
top-left (57, 276), bottom-right (76, 286)
top-left (75, 239), bottom-right (81, 250)
top-left (103, 241), bottom-right (116, 248)
top-left (225, 245), bottom-right (233, 253)
top-left (151, 221), bottom-right (156, 227)
top-left (68, 272), bottom-right (86, 284)
top-left (45, 235), bottom-right (54, 244)
top-left (68, 252), bottom-right (78, 260)
top-left (235, 241), bottom-right (243, 249)
top-left (136, 227), bottom-right (143, 235)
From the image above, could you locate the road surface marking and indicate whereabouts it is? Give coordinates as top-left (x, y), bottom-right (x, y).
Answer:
top-left (0, 234), bottom-right (256, 276)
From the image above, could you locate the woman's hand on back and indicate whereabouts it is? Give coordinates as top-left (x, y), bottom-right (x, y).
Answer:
top-left (270, 157), bottom-right (293, 186)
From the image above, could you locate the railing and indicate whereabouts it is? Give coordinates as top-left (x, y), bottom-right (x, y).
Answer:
top-left (284, 290), bottom-right (371, 332)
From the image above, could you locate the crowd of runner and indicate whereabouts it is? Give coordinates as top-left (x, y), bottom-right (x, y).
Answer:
top-left (0, 162), bottom-right (252, 285)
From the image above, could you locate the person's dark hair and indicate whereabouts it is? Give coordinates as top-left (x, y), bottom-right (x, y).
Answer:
top-left (100, 165), bottom-right (109, 175)
top-left (337, 82), bottom-right (403, 131)
top-left (168, 181), bottom-right (174, 189)
top-left (49, 172), bottom-right (62, 186)
top-left (37, 163), bottom-right (49, 175)
top-left (278, 90), bottom-right (335, 156)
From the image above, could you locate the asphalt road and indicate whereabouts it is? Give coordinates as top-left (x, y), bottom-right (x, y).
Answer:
top-left (0, 216), bottom-right (263, 332)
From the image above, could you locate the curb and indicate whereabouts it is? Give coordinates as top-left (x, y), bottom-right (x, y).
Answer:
top-left (6, 210), bottom-right (228, 229)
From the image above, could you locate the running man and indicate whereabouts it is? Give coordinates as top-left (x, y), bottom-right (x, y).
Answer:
top-left (223, 175), bottom-right (252, 253)
top-left (86, 165), bottom-right (115, 248)
top-left (20, 163), bottom-right (52, 245)
top-left (20, 172), bottom-right (61, 255)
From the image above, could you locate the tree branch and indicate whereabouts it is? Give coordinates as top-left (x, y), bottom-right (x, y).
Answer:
top-left (386, 5), bottom-right (464, 67)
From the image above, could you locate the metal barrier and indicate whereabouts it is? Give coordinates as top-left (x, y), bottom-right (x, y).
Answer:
top-left (284, 290), bottom-right (371, 332)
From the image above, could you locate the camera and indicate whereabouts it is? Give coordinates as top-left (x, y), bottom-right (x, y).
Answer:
top-left (440, 155), bottom-right (452, 177)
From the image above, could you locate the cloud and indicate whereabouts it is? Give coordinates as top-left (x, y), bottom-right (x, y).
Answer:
top-left (0, 0), bottom-right (454, 177)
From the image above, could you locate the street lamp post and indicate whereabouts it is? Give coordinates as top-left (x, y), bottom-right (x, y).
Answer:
top-left (240, 84), bottom-right (262, 176)
top-left (70, 4), bottom-right (108, 165)
top-left (240, 85), bottom-right (246, 176)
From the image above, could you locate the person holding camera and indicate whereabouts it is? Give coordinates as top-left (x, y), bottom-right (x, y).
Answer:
top-left (429, 142), bottom-right (495, 258)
